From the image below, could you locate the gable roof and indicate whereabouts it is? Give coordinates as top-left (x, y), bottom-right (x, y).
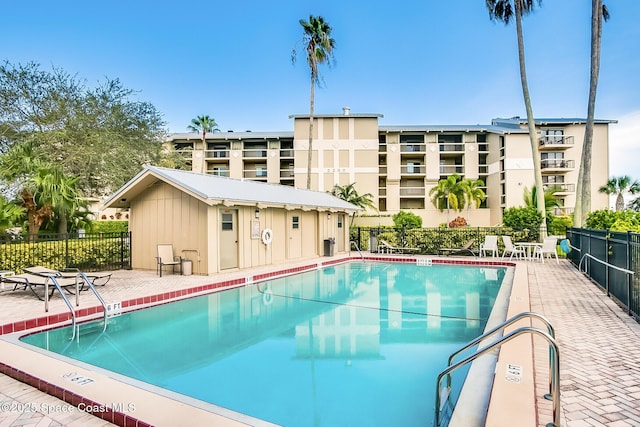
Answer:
top-left (103, 166), bottom-right (361, 213)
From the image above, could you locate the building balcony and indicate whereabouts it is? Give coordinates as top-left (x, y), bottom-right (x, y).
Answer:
top-left (399, 187), bottom-right (426, 197)
top-left (439, 165), bottom-right (464, 175)
top-left (243, 169), bottom-right (268, 179)
top-left (243, 149), bottom-right (267, 158)
top-left (205, 149), bottom-right (229, 159)
top-left (439, 143), bottom-right (464, 153)
top-left (539, 135), bottom-right (574, 149)
top-left (379, 187), bottom-right (387, 197)
top-left (207, 168), bottom-right (230, 177)
top-left (546, 183), bottom-right (575, 193)
top-left (175, 149), bottom-right (193, 160)
top-left (541, 159), bottom-right (575, 171)
top-left (400, 144), bottom-right (426, 153)
top-left (280, 169), bottom-right (295, 178)
top-left (280, 149), bottom-right (294, 158)
top-left (401, 164), bottom-right (426, 175)
top-left (553, 207), bottom-right (575, 216)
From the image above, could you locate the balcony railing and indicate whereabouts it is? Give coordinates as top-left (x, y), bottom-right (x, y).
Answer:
top-left (379, 165), bottom-right (388, 174)
top-left (546, 183), bottom-right (575, 193)
top-left (541, 159), bottom-right (575, 170)
top-left (439, 165), bottom-right (464, 174)
top-left (280, 149), bottom-right (294, 158)
top-left (279, 169), bottom-right (294, 178)
top-left (207, 169), bottom-right (230, 177)
top-left (401, 165), bottom-right (426, 174)
top-left (539, 135), bottom-right (574, 147)
top-left (243, 169), bottom-right (268, 179)
top-left (439, 143), bottom-right (464, 152)
top-left (399, 187), bottom-right (426, 197)
top-left (401, 144), bottom-right (425, 153)
top-left (205, 149), bottom-right (228, 159)
top-left (553, 207), bottom-right (575, 216)
top-left (175, 149), bottom-right (193, 159)
top-left (243, 149), bottom-right (267, 158)
top-left (379, 187), bottom-right (387, 197)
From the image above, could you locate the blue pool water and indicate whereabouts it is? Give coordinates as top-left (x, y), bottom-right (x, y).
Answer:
top-left (22, 262), bottom-right (506, 427)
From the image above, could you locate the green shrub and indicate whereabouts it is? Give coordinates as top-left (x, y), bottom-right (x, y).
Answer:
top-left (392, 211), bottom-right (422, 229)
top-left (92, 221), bottom-right (129, 233)
top-left (502, 206), bottom-right (542, 230)
top-left (585, 209), bottom-right (640, 231)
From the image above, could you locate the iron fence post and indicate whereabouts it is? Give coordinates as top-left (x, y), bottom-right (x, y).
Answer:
top-left (627, 231), bottom-right (632, 316)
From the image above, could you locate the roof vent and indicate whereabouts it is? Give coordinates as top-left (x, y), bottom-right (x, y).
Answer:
top-left (342, 107), bottom-right (350, 116)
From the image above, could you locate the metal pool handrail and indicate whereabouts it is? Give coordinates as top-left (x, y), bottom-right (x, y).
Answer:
top-left (578, 252), bottom-right (635, 276)
top-left (44, 275), bottom-right (78, 341)
top-left (77, 272), bottom-right (109, 333)
top-left (350, 241), bottom-right (365, 261)
top-left (435, 326), bottom-right (560, 427)
top-left (446, 311), bottom-right (555, 399)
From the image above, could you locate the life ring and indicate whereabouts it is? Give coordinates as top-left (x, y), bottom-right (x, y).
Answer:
top-left (261, 228), bottom-right (273, 245)
top-left (560, 239), bottom-right (571, 254)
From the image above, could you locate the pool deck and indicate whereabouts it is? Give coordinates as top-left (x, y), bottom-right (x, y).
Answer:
top-left (1, 255), bottom-right (639, 426)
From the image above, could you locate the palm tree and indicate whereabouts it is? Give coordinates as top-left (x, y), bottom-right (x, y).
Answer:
top-left (188, 115), bottom-right (220, 174)
top-left (523, 185), bottom-right (561, 218)
top-left (574, 1), bottom-right (610, 227)
top-left (460, 178), bottom-right (486, 219)
top-left (429, 174), bottom-right (466, 221)
top-left (486, 0), bottom-right (546, 238)
top-left (330, 183), bottom-right (375, 225)
top-left (293, 16), bottom-right (336, 189)
top-left (598, 176), bottom-right (640, 211)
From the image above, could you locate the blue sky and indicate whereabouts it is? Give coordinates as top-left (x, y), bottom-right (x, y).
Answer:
top-left (2, 0), bottom-right (639, 177)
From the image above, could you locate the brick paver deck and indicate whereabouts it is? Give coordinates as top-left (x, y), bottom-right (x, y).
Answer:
top-left (1, 257), bottom-right (639, 426)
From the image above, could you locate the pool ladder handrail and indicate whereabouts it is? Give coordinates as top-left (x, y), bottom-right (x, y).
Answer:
top-left (349, 241), bottom-right (365, 262)
top-left (44, 275), bottom-right (78, 341)
top-left (446, 312), bottom-right (555, 397)
top-left (435, 318), bottom-right (560, 427)
top-left (44, 272), bottom-right (109, 340)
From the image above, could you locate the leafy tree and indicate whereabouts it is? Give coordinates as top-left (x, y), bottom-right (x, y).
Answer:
top-left (330, 183), bottom-right (375, 225)
top-left (429, 174), bottom-right (466, 221)
top-left (598, 176), bottom-right (640, 211)
top-left (574, 1), bottom-right (610, 226)
top-left (502, 206), bottom-right (542, 230)
top-left (392, 211), bottom-right (422, 229)
top-left (486, 0), bottom-right (547, 237)
top-left (586, 209), bottom-right (640, 231)
top-left (188, 115), bottom-right (219, 173)
top-left (293, 16), bottom-right (335, 189)
top-left (523, 185), bottom-right (560, 218)
top-left (0, 195), bottom-right (24, 233)
top-left (0, 61), bottom-right (167, 198)
top-left (460, 178), bottom-right (486, 219)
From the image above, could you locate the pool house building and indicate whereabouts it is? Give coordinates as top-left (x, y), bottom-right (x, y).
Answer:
top-left (167, 110), bottom-right (615, 227)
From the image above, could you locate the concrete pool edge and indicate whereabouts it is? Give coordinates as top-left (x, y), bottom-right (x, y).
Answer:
top-left (1, 256), bottom-right (523, 426)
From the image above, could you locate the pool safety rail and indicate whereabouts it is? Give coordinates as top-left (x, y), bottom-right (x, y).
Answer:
top-left (44, 272), bottom-right (109, 340)
top-left (578, 252), bottom-right (635, 277)
top-left (349, 240), bottom-right (365, 261)
top-left (435, 312), bottom-right (560, 427)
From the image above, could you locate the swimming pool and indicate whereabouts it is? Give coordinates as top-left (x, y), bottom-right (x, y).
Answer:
top-left (20, 261), bottom-right (507, 426)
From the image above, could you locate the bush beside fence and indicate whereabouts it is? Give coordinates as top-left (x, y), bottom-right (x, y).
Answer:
top-left (0, 232), bottom-right (131, 273)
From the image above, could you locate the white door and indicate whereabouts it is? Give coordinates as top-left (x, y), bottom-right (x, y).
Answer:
top-left (287, 211), bottom-right (302, 259)
top-left (220, 209), bottom-right (238, 269)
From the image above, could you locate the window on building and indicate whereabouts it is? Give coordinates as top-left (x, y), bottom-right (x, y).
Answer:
top-left (292, 216), bottom-right (299, 229)
top-left (338, 215), bottom-right (343, 229)
top-left (221, 213), bottom-right (233, 230)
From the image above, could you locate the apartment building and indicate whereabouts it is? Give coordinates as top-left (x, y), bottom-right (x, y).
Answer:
top-left (167, 109), bottom-right (614, 227)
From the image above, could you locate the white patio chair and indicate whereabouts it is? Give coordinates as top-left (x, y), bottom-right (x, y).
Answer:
top-left (501, 236), bottom-right (526, 260)
top-left (479, 235), bottom-right (499, 257)
top-left (533, 237), bottom-right (559, 264)
top-left (156, 244), bottom-right (183, 277)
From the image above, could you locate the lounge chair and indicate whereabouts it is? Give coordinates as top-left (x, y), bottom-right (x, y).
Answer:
top-left (24, 266), bottom-right (112, 287)
top-left (533, 237), bottom-right (559, 264)
top-left (157, 244), bottom-right (183, 277)
top-left (438, 239), bottom-right (476, 256)
top-left (377, 240), bottom-right (419, 254)
top-left (479, 235), bottom-right (499, 257)
top-left (2, 273), bottom-right (83, 301)
top-left (501, 236), bottom-right (526, 260)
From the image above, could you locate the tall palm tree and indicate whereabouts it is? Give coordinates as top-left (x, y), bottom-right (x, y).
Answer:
top-left (293, 16), bottom-right (336, 189)
top-left (460, 178), bottom-right (486, 219)
top-left (188, 115), bottom-right (219, 174)
top-left (330, 183), bottom-right (375, 225)
top-left (486, 0), bottom-right (547, 238)
top-left (574, 1), bottom-right (610, 226)
top-left (429, 174), bottom-right (466, 221)
top-left (598, 176), bottom-right (640, 211)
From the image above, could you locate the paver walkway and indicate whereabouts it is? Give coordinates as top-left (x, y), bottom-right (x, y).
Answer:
top-left (1, 257), bottom-right (639, 426)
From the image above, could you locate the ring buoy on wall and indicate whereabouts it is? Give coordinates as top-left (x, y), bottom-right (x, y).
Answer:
top-left (261, 228), bottom-right (273, 245)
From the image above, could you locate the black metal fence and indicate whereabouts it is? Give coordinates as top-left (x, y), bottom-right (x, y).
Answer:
top-left (350, 226), bottom-right (539, 255)
top-left (0, 232), bottom-right (131, 273)
top-left (566, 227), bottom-right (640, 320)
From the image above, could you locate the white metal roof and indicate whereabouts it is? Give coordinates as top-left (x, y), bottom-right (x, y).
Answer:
top-left (103, 166), bottom-right (361, 213)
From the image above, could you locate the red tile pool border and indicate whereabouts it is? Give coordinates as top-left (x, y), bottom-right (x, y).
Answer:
top-left (0, 256), bottom-right (515, 427)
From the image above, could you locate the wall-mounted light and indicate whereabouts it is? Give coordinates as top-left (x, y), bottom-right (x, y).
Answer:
top-left (327, 213), bottom-right (331, 220)
top-left (255, 209), bottom-right (260, 219)
top-left (121, 198), bottom-right (127, 202)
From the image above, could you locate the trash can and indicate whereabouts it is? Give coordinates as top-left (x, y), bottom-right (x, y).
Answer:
top-left (182, 259), bottom-right (192, 276)
top-left (323, 238), bottom-right (335, 257)
top-left (369, 235), bottom-right (378, 253)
